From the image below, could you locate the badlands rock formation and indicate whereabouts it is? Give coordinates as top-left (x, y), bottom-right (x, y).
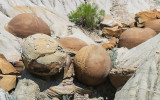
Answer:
top-left (0, 0), bottom-right (158, 62)
top-left (0, 0), bottom-right (160, 100)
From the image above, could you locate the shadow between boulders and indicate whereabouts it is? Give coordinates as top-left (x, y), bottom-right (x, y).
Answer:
top-left (19, 68), bottom-right (64, 91)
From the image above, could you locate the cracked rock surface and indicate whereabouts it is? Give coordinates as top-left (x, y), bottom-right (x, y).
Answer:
top-left (22, 33), bottom-right (67, 76)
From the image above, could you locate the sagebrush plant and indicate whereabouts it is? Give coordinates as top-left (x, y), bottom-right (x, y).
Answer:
top-left (68, 3), bottom-right (105, 29)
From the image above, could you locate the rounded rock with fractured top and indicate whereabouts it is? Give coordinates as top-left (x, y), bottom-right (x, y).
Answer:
top-left (22, 33), bottom-right (67, 76)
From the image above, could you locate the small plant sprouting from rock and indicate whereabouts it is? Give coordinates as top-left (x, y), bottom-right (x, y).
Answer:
top-left (68, 3), bottom-right (105, 29)
top-left (108, 48), bottom-right (119, 68)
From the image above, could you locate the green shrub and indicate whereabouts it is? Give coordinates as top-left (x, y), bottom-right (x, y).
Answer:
top-left (68, 3), bottom-right (105, 29)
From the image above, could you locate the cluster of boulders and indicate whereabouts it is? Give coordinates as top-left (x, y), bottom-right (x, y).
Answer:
top-left (1, 9), bottom-right (160, 99)
top-left (101, 9), bottom-right (160, 49)
top-left (99, 9), bottom-right (160, 88)
top-left (0, 13), bottom-right (114, 99)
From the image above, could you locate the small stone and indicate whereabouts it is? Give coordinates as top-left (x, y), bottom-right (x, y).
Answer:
top-left (101, 15), bottom-right (123, 27)
top-left (5, 13), bottom-right (51, 38)
top-left (0, 75), bottom-right (16, 92)
top-left (13, 61), bottom-right (24, 74)
top-left (102, 26), bottom-right (126, 38)
top-left (102, 37), bottom-right (117, 50)
top-left (109, 67), bottom-right (136, 88)
top-left (74, 45), bottom-right (112, 86)
top-left (0, 54), bottom-right (18, 75)
top-left (129, 21), bottom-right (136, 28)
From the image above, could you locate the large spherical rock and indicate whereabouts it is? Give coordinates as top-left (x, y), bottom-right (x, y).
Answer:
top-left (22, 33), bottom-right (67, 76)
top-left (74, 45), bottom-right (112, 86)
top-left (6, 13), bottom-right (51, 38)
top-left (118, 28), bottom-right (156, 49)
top-left (57, 37), bottom-right (88, 56)
top-left (145, 19), bottom-right (160, 33)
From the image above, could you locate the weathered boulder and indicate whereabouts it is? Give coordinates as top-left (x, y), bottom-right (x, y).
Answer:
top-left (118, 27), bottom-right (156, 49)
top-left (5, 13), bottom-right (51, 38)
top-left (22, 33), bottom-right (67, 76)
top-left (74, 45), bottom-right (112, 86)
top-left (57, 37), bottom-right (88, 56)
top-left (145, 19), bottom-right (160, 33)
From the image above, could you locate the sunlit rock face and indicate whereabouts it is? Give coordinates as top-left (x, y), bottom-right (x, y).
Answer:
top-left (0, 0), bottom-right (159, 62)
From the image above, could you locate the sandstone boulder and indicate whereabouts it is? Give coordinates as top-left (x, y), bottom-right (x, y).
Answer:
top-left (145, 19), bottom-right (160, 33)
top-left (57, 37), bottom-right (88, 56)
top-left (6, 13), bottom-right (51, 38)
top-left (74, 45), bottom-right (112, 86)
top-left (22, 33), bottom-right (67, 76)
top-left (118, 27), bottom-right (156, 49)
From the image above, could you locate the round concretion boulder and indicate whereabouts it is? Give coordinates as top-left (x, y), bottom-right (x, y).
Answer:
top-left (6, 13), bottom-right (51, 38)
top-left (22, 33), bottom-right (67, 76)
top-left (145, 19), bottom-right (160, 33)
top-left (57, 37), bottom-right (88, 56)
top-left (118, 28), bottom-right (156, 49)
top-left (74, 45), bottom-right (112, 86)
